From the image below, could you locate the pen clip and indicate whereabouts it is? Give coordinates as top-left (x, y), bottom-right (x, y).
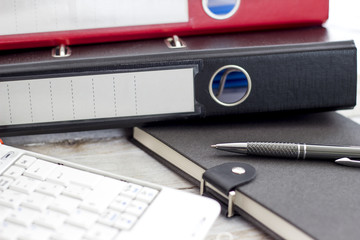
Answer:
top-left (335, 157), bottom-right (360, 167)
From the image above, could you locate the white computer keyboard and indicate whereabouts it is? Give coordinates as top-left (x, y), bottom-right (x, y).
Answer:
top-left (0, 144), bottom-right (220, 240)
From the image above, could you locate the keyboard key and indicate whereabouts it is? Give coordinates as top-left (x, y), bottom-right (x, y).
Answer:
top-left (48, 195), bottom-right (81, 215)
top-left (0, 189), bottom-right (27, 208)
top-left (51, 223), bottom-right (86, 240)
top-left (36, 181), bottom-right (64, 197)
top-left (114, 213), bottom-right (137, 230)
top-left (109, 195), bottom-right (132, 212)
top-left (83, 223), bottom-right (119, 240)
top-left (3, 165), bottom-right (25, 180)
top-left (0, 221), bottom-right (26, 240)
top-left (80, 191), bottom-right (117, 214)
top-left (99, 177), bottom-right (127, 192)
top-left (5, 206), bottom-right (39, 227)
top-left (21, 192), bottom-right (55, 211)
top-left (66, 208), bottom-right (98, 229)
top-left (0, 206), bottom-right (11, 222)
top-left (34, 209), bottom-right (67, 230)
top-left (98, 209), bottom-right (122, 226)
top-left (0, 176), bottom-right (13, 191)
top-left (10, 176), bottom-right (41, 194)
top-left (15, 155), bottom-right (36, 169)
top-left (24, 159), bottom-right (57, 181)
top-left (17, 224), bottom-right (53, 240)
top-left (62, 184), bottom-right (91, 200)
top-left (121, 183), bottom-right (142, 199)
top-left (136, 187), bottom-right (159, 203)
top-left (46, 165), bottom-right (73, 186)
top-left (52, 166), bottom-right (103, 189)
top-left (79, 179), bottom-right (123, 214)
top-left (125, 200), bottom-right (148, 217)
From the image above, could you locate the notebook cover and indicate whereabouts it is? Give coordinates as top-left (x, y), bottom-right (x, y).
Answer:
top-left (133, 112), bottom-right (360, 239)
top-left (0, 0), bottom-right (329, 50)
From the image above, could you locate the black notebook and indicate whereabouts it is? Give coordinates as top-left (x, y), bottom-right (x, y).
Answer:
top-left (132, 112), bottom-right (360, 240)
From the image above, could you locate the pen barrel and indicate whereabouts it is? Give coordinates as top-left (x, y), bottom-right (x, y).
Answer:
top-left (305, 145), bottom-right (360, 159)
top-left (247, 142), bottom-right (300, 159)
top-left (247, 143), bottom-right (360, 160)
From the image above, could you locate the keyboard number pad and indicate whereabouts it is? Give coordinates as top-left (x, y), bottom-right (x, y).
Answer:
top-left (106, 183), bottom-right (159, 231)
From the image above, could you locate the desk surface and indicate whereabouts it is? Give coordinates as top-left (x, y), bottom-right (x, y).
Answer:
top-left (2, 106), bottom-right (360, 240)
top-left (2, 128), bottom-right (267, 240)
top-left (2, 3), bottom-right (360, 237)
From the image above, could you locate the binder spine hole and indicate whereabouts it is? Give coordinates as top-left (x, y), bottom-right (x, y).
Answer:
top-left (202, 0), bottom-right (240, 20)
top-left (51, 45), bottom-right (71, 58)
top-left (164, 35), bottom-right (186, 49)
top-left (209, 65), bottom-right (251, 107)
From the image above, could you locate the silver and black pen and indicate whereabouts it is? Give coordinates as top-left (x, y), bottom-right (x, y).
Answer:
top-left (211, 142), bottom-right (360, 167)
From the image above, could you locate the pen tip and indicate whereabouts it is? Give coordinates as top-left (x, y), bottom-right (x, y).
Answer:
top-left (211, 144), bottom-right (217, 148)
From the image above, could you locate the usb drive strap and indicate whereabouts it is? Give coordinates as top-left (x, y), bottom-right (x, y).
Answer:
top-left (200, 162), bottom-right (256, 217)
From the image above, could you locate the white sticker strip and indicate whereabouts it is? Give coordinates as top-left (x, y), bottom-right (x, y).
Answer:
top-left (0, 68), bottom-right (195, 126)
top-left (0, 0), bottom-right (189, 35)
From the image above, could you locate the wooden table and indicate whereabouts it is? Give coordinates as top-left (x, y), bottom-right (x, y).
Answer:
top-left (2, 3), bottom-right (360, 238)
top-left (2, 127), bottom-right (267, 240)
top-left (2, 105), bottom-right (360, 240)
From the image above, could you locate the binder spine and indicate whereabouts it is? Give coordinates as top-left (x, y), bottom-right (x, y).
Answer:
top-left (196, 46), bottom-right (357, 117)
top-left (0, 31), bottom-right (356, 135)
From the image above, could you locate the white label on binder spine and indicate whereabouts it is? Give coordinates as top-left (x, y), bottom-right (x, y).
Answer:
top-left (0, 0), bottom-right (189, 35)
top-left (0, 68), bottom-right (195, 126)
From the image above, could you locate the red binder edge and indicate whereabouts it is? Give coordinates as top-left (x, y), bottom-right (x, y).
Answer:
top-left (0, 0), bottom-right (329, 50)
